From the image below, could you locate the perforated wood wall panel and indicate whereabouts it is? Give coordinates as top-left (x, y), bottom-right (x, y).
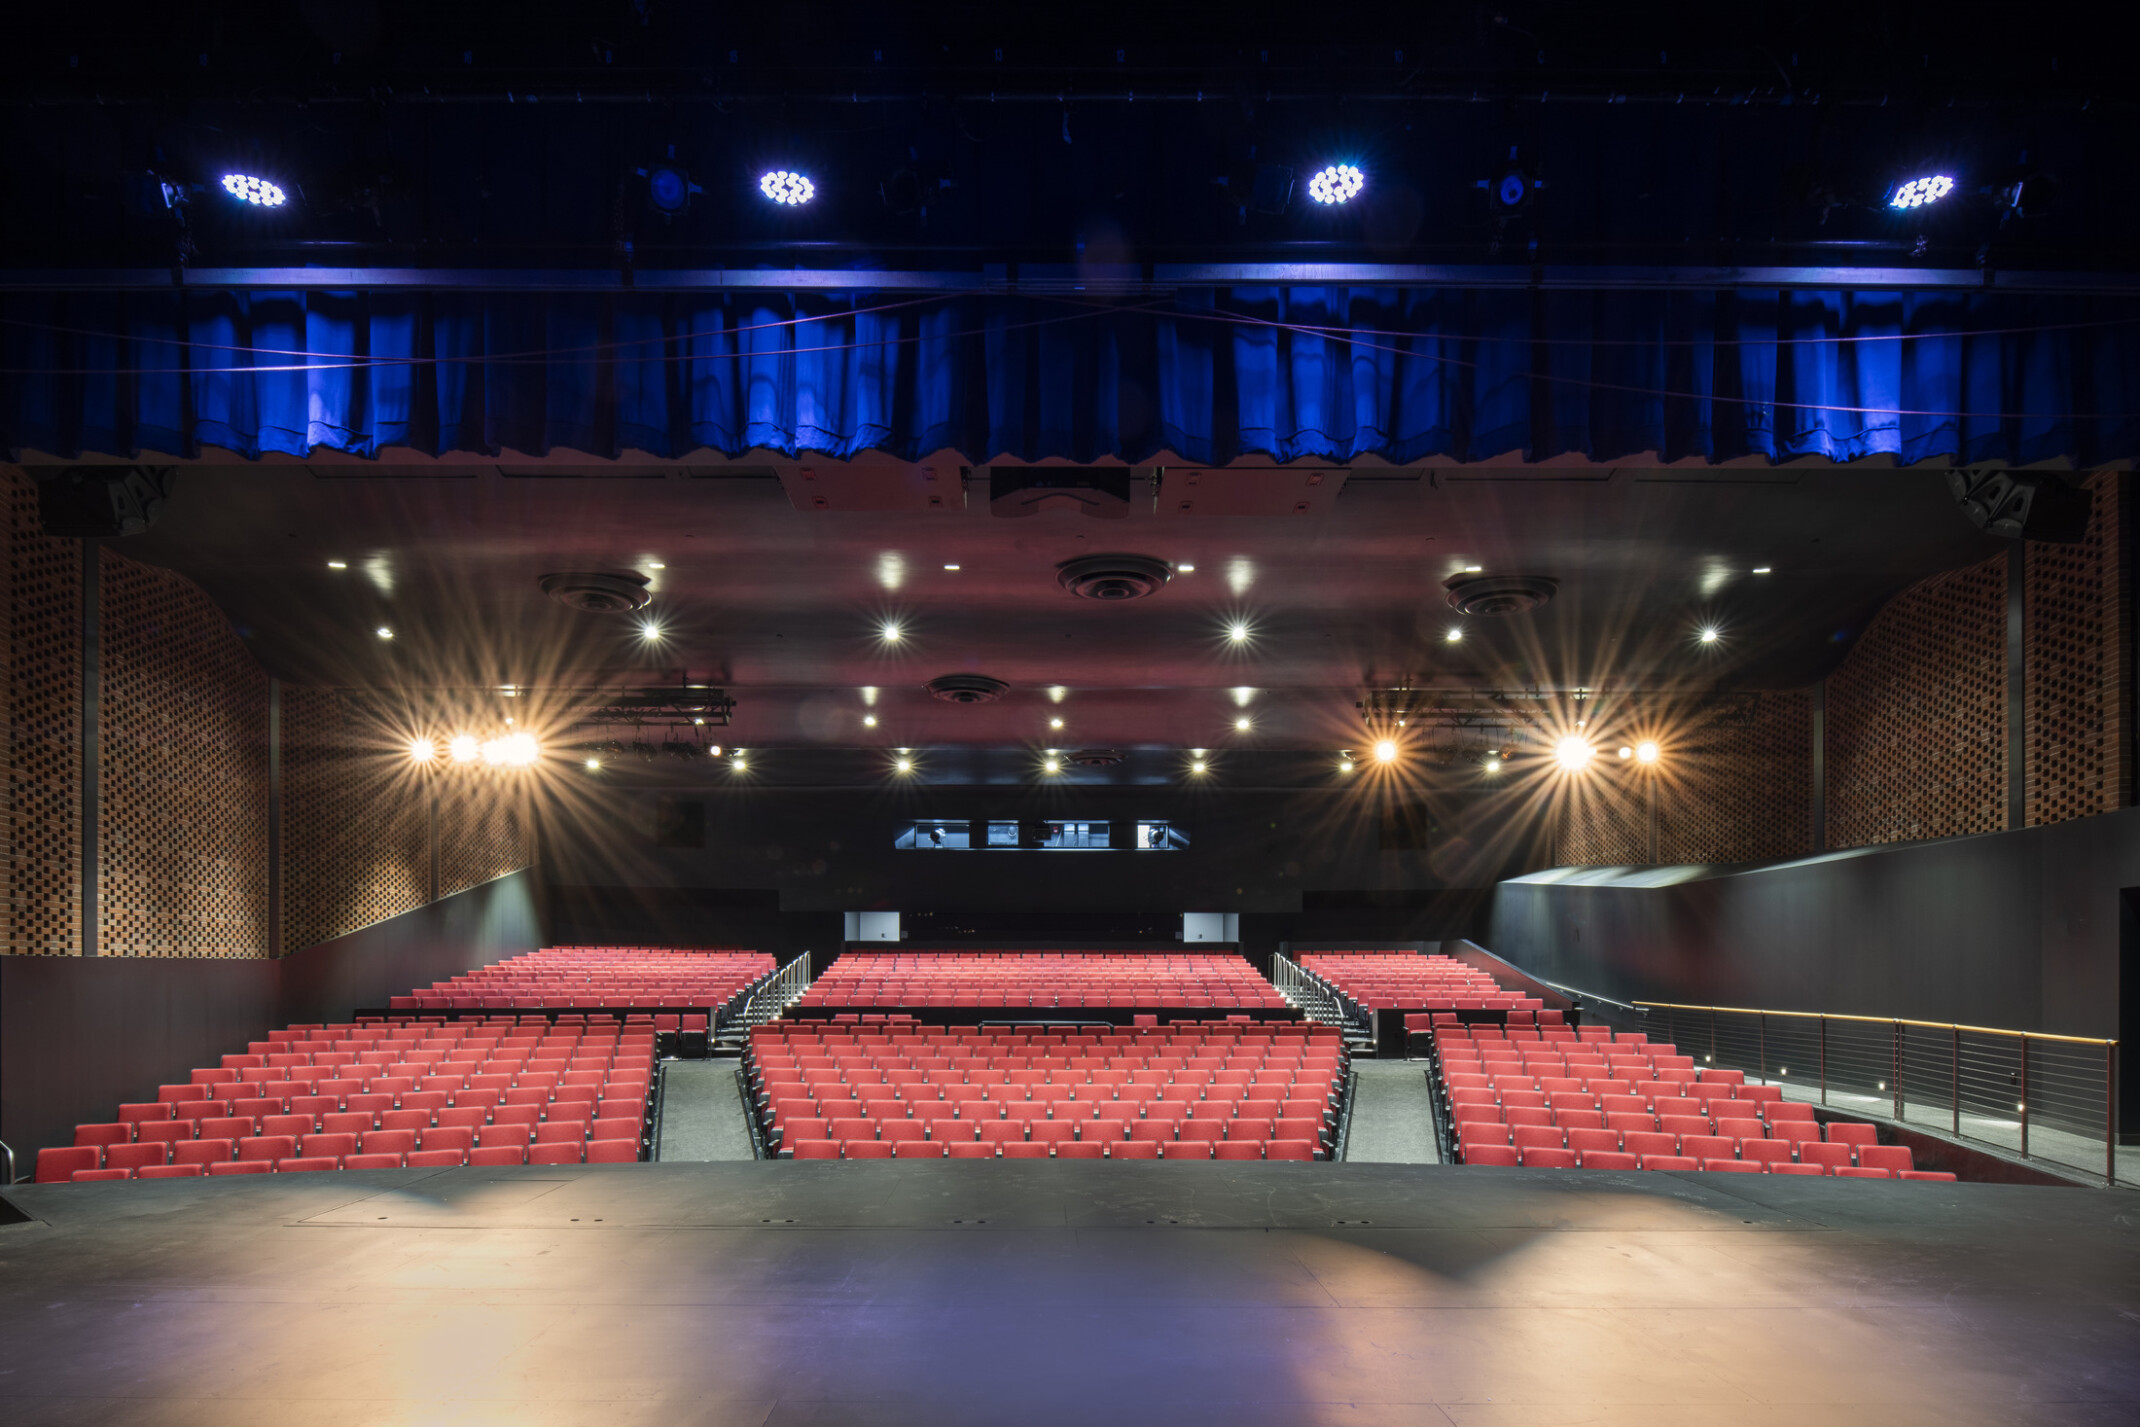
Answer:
top-left (4, 470), bottom-right (81, 954)
top-left (279, 686), bottom-right (429, 953)
top-left (2026, 471), bottom-right (2132, 827)
top-left (1555, 777), bottom-right (1646, 866)
top-left (438, 774), bottom-right (531, 897)
top-left (97, 552), bottom-right (270, 956)
top-left (1657, 692), bottom-right (1815, 864)
top-left (1826, 552), bottom-right (2009, 849)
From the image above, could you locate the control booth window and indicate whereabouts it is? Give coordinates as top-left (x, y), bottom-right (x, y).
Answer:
top-left (896, 819), bottom-right (1185, 851)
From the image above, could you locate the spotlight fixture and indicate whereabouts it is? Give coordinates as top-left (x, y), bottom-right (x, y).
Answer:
top-left (1484, 757), bottom-right (1502, 774)
top-left (448, 735), bottom-right (480, 763)
top-left (638, 156), bottom-right (702, 215)
top-left (1636, 741), bottom-right (1661, 764)
top-left (640, 621), bottom-right (662, 640)
top-left (1752, 566), bottom-right (1773, 575)
top-left (1373, 739), bottom-right (1398, 764)
top-left (1306, 164), bottom-right (1365, 205)
top-left (1050, 717), bottom-right (1064, 729)
top-left (645, 561), bottom-right (665, 570)
top-left (1619, 746), bottom-right (1634, 760)
top-left (1043, 757), bottom-right (1061, 774)
top-left (584, 758), bottom-right (601, 771)
top-left (485, 732), bottom-right (541, 767)
top-left (863, 714), bottom-right (878, 728)
top-left (1699, 627), bottom-right (1721, 644)
top-left (1176, 563), bottom-right (1196, 573)
top-left (1227, 621), bottom-right (1251, 643)
top-left (1190, 758), bottom-right (1208, 774)
top-left (1887, 174), bottom-right (1955, 211)
top-left (759, 169), bottom-right (816, 206)
top-left (881, 622), bottom-right (903, 643)
top-left (895, 757), bottom-right (913, 774)
top-left (943, 563), bottom-right (961, 571)
top-left (326, 560), bottom-right (347, 570)
top-left (220, 173), bottom-right (287, 208)
top-left (375, 626), bottom-right (394, 640)
top-left (1339, 755), bottom-right (1355, 772)
top-left (731, 751), bottom-right (748, 771)
top-left (1554, 735), bottom-right (1595, 771)
top-left (1445, 627), bottom-right (1464, 643)
top-left (408, 737), bottom-right (436, 763)
top-left (1234, 717), bottom-right (1251, 732)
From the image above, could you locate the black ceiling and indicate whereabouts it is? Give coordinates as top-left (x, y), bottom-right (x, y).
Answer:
top-left (114, 460), bottom-right (2003, 755)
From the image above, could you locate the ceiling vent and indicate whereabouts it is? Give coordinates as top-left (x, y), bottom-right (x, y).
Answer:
top-left (1444, 574), bottom-right (1559, 616)
top-left (926, 674), bottom-right (1010, 704)
top-left (1056, 553), bottom-right (1174, 601)
top-left (539, 571), bottom-right (652, 613)
top-left (1068, 748), bottom-right (1125, 767)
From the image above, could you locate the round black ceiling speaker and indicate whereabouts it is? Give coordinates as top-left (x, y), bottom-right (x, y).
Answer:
top-left (1068, 748), bottom-right (1125, 767)
top-left (925, 674), bottom-right (1010, 704)
top-left (1056, 553), bottom-right (1174, 602)
top-left (1443, 574), bottom-right (1559, 616)
top-left (538, 571), bottom-right (652, 614)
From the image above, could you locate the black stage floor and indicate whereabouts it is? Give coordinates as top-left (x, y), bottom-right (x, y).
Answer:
top-left (1, 1164), bottom-right (2134, 1426)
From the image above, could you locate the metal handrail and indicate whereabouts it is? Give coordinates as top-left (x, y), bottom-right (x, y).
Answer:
top-left (1635, 1000), bottom-right (2117, 1047)
top-left (0, 1138), bottom-right (15, 1186)
top-left (1633, 999), bottom-right (2119, 1186)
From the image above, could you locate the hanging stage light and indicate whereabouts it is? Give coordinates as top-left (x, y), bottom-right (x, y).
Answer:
top-left (1306, 164), bottom-right (1365, 205)
top-left (759, 170), bottom-right (817, 206)
top-left (1887, 174), bottom-right (1955, 211)
top-left (220, 174), bottom-right (287, 208)
top-left (639, 159), bottom-right (701, 215)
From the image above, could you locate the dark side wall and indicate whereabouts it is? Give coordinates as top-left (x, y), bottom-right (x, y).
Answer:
top-left (1, 870), bottom-right (541, 1163)
top-left (539, 782), bottom-right (1551, 963)
top-left (1488, 806), bottom-right (2140, 1039)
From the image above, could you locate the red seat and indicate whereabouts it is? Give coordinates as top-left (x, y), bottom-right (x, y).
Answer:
top-left (532, 1121), bottom-right (586, 1145)
top-left (792, 1141), bottom-right (841, 1160)
top-left (1212, 1142), bottom-right (1263, 1160)
top-left (1798, 1142), bottom-right (1854, 1172)
top-left (1622, 1130), bottom-right (1676, 1159)
top-left (944, 1142), bottom-right (996, 1158)
top-left (1640, 1155), bottom-right (1697, 1170)
top-left (1578, 1151), bottom-right (1639, 1170)
top-left (1056, 1142), bottom-right (1109, 1159)
top-left (174, 1138), bottom-right (233, 1172)
top-left (1836, 1166), bottom-right (1891, 1179)
top-left (469, 1145), bottom-right (527, 1166)
top-left (1899, 1170), bottom-right (1958, 1182)
top-left (136, 1121), bottom-right (197, 1146)
top-left (1160, 1142), bottom-right (1212, 1159)
top-left (1858, 1144), bottom-right (1913, 1174)
top-left (528, 1142), bottom-right (582, 1165)
top-left (586, 1139), bottom-right (638, 1164)
top-left (105, 1143), bottom-right (170, 1173)
top-left (1739, 1139), bottom-right (1793, 1168)
top-left (275, 1157), bottom-right (339, 1173)
top-left (419, 1126), bottom-right (474, 1154)
top-left (893, 1140), bottom-right (946, 1158)
top-left (138, 1164), bottom-right (205, 1179)
top-left (1266, 1139), bottom-right (1318, 1161)
top-left (361, 1129), bottom-right (417, 1157)
top-left (1680, 1135), bottom-right (1734, 1162)
top-left (207, 1160), bottom-right (272, 1176)
top-left (1522, 1147), bottom-right (1578, 1168)
top-left (844, 1141), bottom-right (895, 1158)
top-left (1826, 1123), bottom-right (1878, 1147)
top-left (237, 1135), bottom-right (296, 1163)
top-left (408, 1148), bottom-right (467, 1167)
top-left (73, 1167), bottom-right (134, 1181)
top-left (73, 1123), bottom-right (131, 1150)
top-left (1464, 1144), bottom-right (1520, 1167)
top-left (1768, 1163), bottom-right (1824, 1176)
top-left (1110, 1141), bottom-right (1162, 1159)
top-left (1701, 1158), bottom-right (1762, 1173)
top-left (1566, 1127), bottom-right (1619, 1159)
top-left (1511, 1125), bottom-right (1563, 1152)
top-left (344, 1152), bottom-right (406, 1170)
top-left (299, 1133), bottom-right (357, 1163)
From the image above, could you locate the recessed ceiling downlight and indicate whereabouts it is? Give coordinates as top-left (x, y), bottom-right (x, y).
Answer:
top-left (925, 674), bottom-right (1010, 705)
top-left (1056, 553), bottom-right (1174, 602)
top-left (1443, 574), bottom-right (1559, 617)
top-left (539, 571), bottom-right (653, 614)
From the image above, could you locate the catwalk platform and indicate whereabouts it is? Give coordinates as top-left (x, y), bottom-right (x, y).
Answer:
top-left (1, 1163), bottom-right (2134, 1425)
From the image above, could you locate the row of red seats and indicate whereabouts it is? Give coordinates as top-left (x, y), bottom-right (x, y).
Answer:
top-left (752, 1024), bottom-right (1344, 1162)
top-left (793, 1139), bottom-right (1319, 1160)
top-left (37, 1013), bottom-right (655, 1184)
top-left (1303, 952), bottom-right (1546, 1012)
top-left (55, 1138), bottom-right (639, 1181)
top-left (797, 952), bottom-right (1288, 1010)
top-left (399, 946), bottom-right (772, 1008)
top-left (1432, 1028), bottom-right (1956, 1180)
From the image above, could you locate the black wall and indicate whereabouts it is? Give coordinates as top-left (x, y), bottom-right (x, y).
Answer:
top-left (1, 870), bottom-right (542, 1164)
top-left (1487, 807), bottom-right (2140, 1039)
top-left (540, 782), bottom-right (1541, 963)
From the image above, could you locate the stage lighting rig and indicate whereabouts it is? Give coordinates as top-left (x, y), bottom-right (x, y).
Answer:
top-left (636, 148), bottom-right (702, 217)
top-left (759, 169), bottom-right (816, 206)
top-left (1306, 164), bottom-right (1365, 206)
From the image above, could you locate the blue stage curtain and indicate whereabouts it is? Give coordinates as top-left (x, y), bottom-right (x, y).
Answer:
top-left (4, 286), bottom-right (2135, 466)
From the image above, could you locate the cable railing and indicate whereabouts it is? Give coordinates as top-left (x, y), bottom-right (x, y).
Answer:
top-left (1636, 1000), bottom-right (2119, 1186)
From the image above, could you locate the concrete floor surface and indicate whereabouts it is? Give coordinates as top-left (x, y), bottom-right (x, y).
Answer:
top-left (1, 1162), bottom-right (2134, 1425)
